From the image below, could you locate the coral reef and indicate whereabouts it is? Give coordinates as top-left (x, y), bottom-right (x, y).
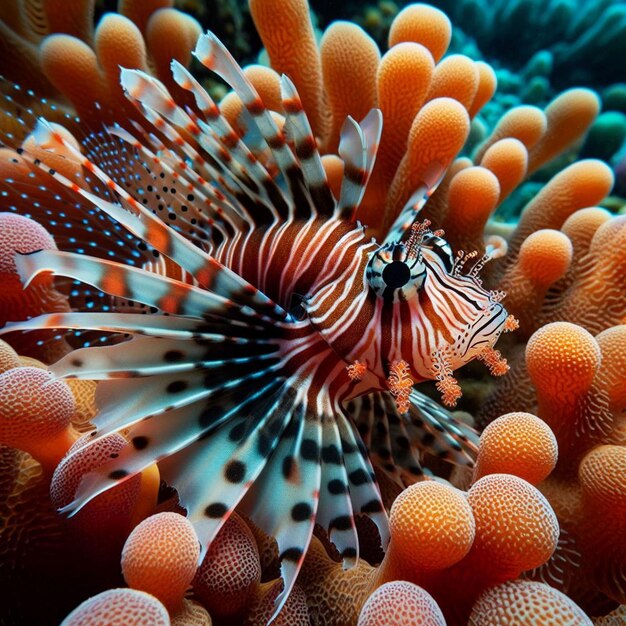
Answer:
top-left (0, 0), bottom-right (201, 133)
top-left (358, 581), bottom-right (446, 625)
top-left (468, 580), bottom-right (593, 625)
top-left (0, 1), bottom-right (625, 625)
top-left (121, 512), bottom-right (201, 612)
top-left (60, 588), bottom-right (171, 626)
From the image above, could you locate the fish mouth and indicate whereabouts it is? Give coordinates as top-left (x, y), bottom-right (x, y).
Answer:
top-left (464, 303), bottom-right (509, 357)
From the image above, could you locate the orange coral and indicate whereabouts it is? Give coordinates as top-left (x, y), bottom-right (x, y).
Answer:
top-left (506, 159), bottom-right (614, 261)
top-left (145, 8), bottom-right (202, 97)
top-left (375, 42), bottom-right (434, 183)
top-left (479, 137), bottom-right (528, 203)
top-left (592, 605), bottom-right (626, 625)
top-left (526, 322), bottom-right (610, 473)
top-left (0, 366), bottom-right (77, 472)
top-left (117, 0), bottom-right (175, 35)
top-left (243, 65), bottom-right (284, 114)
top-left (375, 481), bottom-right (475, 585)
top-left (388, 3), bottom-right (451, 63)
top-left (549, 216), bottom-right (626, 333)
top-left (122, 512), bottom-right (200, 612)
top-left (431, 474), bottom-right (560, 623)
top-left (95, 13), bottom-right (148, 119)
top-left (385, 97), bottom-right (470, 234)
top-left (297, 535), bottom-right (374, 626)
top-left (50, 434), bottom-right (150, 571)
top-left (441, 165), bottom-right (500, 256)
top-left (499, 230), bottom-right (573, 336)
top-left (426, 54), bottom-right (479, 110)
top-left (473, 105), bottom-right (547, 162)
top-left (527, 88), bottom-right (600, 175)
top-left (295, 471), bottom-right (562, 624)
top-left (170, 599), bottom-right (212, 626)
top-left (595, 325), bottom-right (626, 417)
top-left (472, 412), bottom-right (558, 485)
top-left (18, 355), bottom-right (47, 368)
top-left (0, 338), bottom-right (20, 373)
top-left (61, 588), bottom-right (170, 626)
top-left (358, 581), bottom-right (446, 626)
top-left (249, 0), bottom-right (326, 139)
top-left (244, 581), bottom-right (310, 626)
top-left (553, 207), bottom-right (612, 295)
top-left (39, 35), bottom-right (108, 125)
top-left (420, 156), bottom-right (472, 225)
top-left (468, 61), bottom-right (497, 119)
top-left (469, 580), bottom-right (592, 625)
top-left (359, 40), bottom-right (435, 226)
top-left (6, 0), bottom-right (200, 130)
top-left (320, 22), bottom-right (380, 153)
top-left (65, 378), bottom-right (98, 431)
top-left (43, 0), bottom-right (96, 43)
top-left (466, 474), bottom-right (559, 580)
top-left (560, 207), bottom-right (612, 259)
top-left (193, 513), bottom-right (262, 620)
top-left (578, 445), bottom-right (626, 603)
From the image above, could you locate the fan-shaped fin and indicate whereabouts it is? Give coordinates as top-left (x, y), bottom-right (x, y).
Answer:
top-left (336, 110), bottom-right (382, 222)
top-left (15, 249), bottom-right (283, 323)
top-left (280, 75), bottom-right (335, 217)
top-left (409, 389), bottom-right (479, 466)
top-left (239, 400), bottom-right (321, 619)
top-left (25, 120), bottom-right (289, 321)
top-left (335, 411), bottom-right (389, 549)
top-left (171, 60), bottom-right (291, 224)
top-left (0, 312), bottom-right (239, 339)
top-left (60, 375), bottom-right (286, 516)
top-left (162, 385), bottom-right (299, 556)
top-left (316, 415), bottom-right (359, 567)
top-left (119, 72), bottom-right (276, 228)
top-left (51, 334), bottom-right (279, 379)
top-left (90, 356), bottom-right (282, 436)
top-left (195, 32), bottom-right (317, 220)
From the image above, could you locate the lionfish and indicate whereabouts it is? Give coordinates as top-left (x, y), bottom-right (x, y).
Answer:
top-left (1, 32), bottom-right (513, 614)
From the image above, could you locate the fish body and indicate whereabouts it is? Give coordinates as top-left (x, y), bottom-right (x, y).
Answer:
top-left (0, 31), bottom-right (511, 615)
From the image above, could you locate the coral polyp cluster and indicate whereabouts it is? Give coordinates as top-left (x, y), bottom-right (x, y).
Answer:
top-left (1, 0), bottom-right (625, 625)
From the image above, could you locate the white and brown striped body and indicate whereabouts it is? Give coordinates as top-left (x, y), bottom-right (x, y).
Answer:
top-left (0, 30), bottom-right (513, 618)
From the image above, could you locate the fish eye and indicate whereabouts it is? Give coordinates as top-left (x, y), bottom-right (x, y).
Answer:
top-left (382, 260), bottom-right (411, 289)
top-left (366, 242), bottom-right (426, 301)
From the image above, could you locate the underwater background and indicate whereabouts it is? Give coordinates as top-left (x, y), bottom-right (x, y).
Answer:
top-left (1, 0), bottom-right (626, 624)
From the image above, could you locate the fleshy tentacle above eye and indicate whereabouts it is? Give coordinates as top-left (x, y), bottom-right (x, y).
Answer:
top-left (382, 161), bottom-right (447, 246)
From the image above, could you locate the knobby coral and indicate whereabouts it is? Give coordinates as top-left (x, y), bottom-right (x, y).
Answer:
top-left (0, 1), bottom-right (625, 625)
